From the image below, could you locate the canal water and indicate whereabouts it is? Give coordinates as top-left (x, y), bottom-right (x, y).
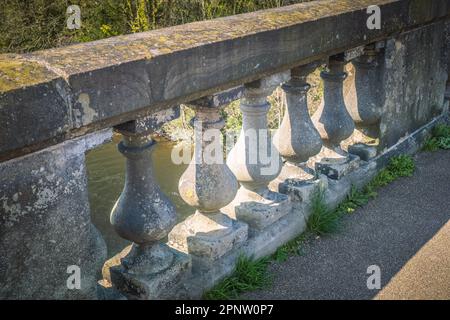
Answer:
top-left (85, 135), bottom-right (193, 257)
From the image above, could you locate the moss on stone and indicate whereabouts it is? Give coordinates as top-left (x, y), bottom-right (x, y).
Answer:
top-left (20, 0), bottom-right (387, 74)
top-left (0, 56), bottom-right (57, 92)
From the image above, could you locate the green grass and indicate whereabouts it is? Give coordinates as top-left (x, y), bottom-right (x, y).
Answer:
top-left (272, 233), bottom-right (308, 262)
top-left (204, 233), bottom-right (309, 299)
top-left (387, 154), bottom-right (415, 177)
top-left (204, 154), bottom-right (416, 300)
top-left (307, 154), bottom-right (415, 235)
top-left (203, 255), bottom-right (272, 300)
top-left (306, 189), bottom-right (343, 235)
top-left (422, 124), bottom-right (450, 151)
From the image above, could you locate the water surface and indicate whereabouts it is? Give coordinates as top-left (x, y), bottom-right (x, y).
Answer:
top-left (86, 136), bottom-right (192, 257)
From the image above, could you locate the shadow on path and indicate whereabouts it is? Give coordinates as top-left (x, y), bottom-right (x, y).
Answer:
top-left (244, 150), bottom-right (450, 300)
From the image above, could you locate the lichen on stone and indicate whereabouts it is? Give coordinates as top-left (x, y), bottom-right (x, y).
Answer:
top-left (0, 55), bottom-right (60, 92)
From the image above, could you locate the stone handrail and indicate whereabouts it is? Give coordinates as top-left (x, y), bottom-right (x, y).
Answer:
top-left (1, 0), bottom-right (449, 299)
top-left (1, 0), bottom-right (449, 161)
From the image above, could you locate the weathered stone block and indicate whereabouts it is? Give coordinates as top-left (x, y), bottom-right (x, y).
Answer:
top-left (315, 154), bottom-right (360, 180)
top-left (108, 244), bottom-right (191, 300)
top-left (379, 21), bottom-right (448, 151)
top-left (168, 212), bottom-right (247, 266)
top-left (224, 187), bottom-right (292, 234)
top-left (279, 175), bottom-right (328, 220)
top-left (348, 143), bottom-right (378, 161)
top-left (0, 130), bottom-right (111, 299)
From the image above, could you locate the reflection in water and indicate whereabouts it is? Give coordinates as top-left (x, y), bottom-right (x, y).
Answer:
top-left (85, 136), bottom-right (193, 257)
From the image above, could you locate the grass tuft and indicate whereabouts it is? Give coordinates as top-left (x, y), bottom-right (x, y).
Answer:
top-left (272, 233), bottom-right (308, 262)
top-left (387, 154), bottom-right (415, 177)
top-left (306, 189), bottom-right (343, 235)
top-left (307, 154), bottom-right (415, 235)
top-left (422, 137), bottom-right (440, 151)
top-left (423, 124), bottom-right (450, 151)
top-left (203, 255), bottom-right (271, 300)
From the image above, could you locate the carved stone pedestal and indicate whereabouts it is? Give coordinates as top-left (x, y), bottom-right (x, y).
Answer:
top-left (108, 243), bottom-right (190, 299)
top-left (279, 175), bottom-right (328, 220)
top-left (225, 186), bottom-right (291, 234)
top-left (104, 115), bottom-right (191, 300)
top-left (345, 43), bottom-right (385, 158)
top-left (271, 62), bottom-right (323, 195)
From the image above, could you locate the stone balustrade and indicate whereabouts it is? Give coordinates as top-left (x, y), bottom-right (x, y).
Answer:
top-left (1, 0), bottom-right (449, 299)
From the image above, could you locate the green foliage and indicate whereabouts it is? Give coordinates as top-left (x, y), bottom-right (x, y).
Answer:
top-left (306, 189), bottom-right (343, 235)
top-left (222, 101), bottom-right (243, 132)
top-left (422, 137), bottom-right (440, 152)
top-left (433, 124), bottom-right (450, 138)
top-left (308, 154), bottom-right (415, 235)
top-left (1, 0), bottom-right (312, 53)
top-left (367, 168), bottom-right (395, 189)
top-left (203, 255), bottom-right (271, 300)
top-left (363, 154), bottom-right (415, 201)
top-left (432, 124), bottom-right (450, 150)
top-left (387, 154), bottom-right (415, 177)
top-left (438, 137), bottom-right (450, 150)
top-left (0, 0), bottom-right (71, 53)
top-left (422, 124), bottom-right (450, 151)
top-left (336, 186), bottom-right (372, 215)
top-left (204, 233), bottom-right (308, 299)
top-left (272, 233), bottom-right (307, 262)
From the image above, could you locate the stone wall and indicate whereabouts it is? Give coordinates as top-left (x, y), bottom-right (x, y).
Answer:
top-left (0, 131), bottom-right (110, 299)
top-left (379, 21), bottom-right (448, 150)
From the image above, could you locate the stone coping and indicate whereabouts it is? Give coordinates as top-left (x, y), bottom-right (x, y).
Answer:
top-left (1, 0), bottom-right (449, 160)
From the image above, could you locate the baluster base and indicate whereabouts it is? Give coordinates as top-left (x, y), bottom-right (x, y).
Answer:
top-left (314, 154), bottom-right (360, 180)
top-left (168, 211), bottom-right (248, 266)
top-left (270, 162), bottom-right (316, 192)
top-left (278, 175), bottom-right (328, 220)
top-left (104, 243), bottom-right (191, 300)
top-left (223, 186), bottom-right (292, 234)
top-left (309, 145), bottom-right (360, 180)
top-left (348, 143), bottom-right (378, 161)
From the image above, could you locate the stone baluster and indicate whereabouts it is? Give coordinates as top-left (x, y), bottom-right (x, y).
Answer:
top-left (106, 113), bottom-right (191, 300)
top-left (312, 54), bottom-right (359, 180)
top-left (168, 102), bottom-right (247, 267)
top-left (273, 62), bottom-right (323, 183)
top-left (345, 42), bottom-right (385, 161)
top-left (271, 63), bottom-right (327, 211)
top-left (225, 73), bottom-right (292, 232)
